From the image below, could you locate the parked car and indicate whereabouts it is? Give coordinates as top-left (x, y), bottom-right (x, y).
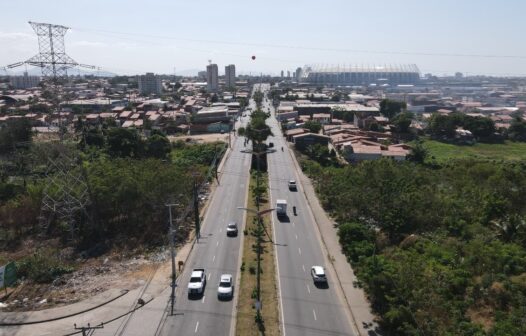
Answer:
top-left (226, 222), bottom-right (238, 236)
top-left (311, 266), bottom-right (327, 284)
top-left (217, 274), bottom-right (234, 299)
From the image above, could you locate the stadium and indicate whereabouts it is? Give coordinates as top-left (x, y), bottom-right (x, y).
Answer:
top-left (302, 64), bottom-right (420, 85)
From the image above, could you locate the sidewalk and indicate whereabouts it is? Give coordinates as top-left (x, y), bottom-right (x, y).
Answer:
top-left (289, 149), bottom-right (383, 336)
top-left (0, 146), bottom-right (232, 336)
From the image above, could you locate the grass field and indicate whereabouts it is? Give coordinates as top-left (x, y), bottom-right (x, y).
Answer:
top-left (236, 171), bottom-right (280, 336)
top-left (421, 140), bottom-right (526, 162)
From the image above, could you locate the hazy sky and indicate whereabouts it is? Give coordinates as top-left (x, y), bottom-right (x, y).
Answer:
top-left (1, 0), bottom-right (525, 76)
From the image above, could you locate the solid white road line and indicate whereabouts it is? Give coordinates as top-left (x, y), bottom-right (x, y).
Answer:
top-left (195, 321), bottom-right (199, 333)
top-left (313, 309), bottom-right (317, 321)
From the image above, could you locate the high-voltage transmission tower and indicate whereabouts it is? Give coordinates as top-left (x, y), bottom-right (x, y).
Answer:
top-left (7, 21), bottom-right (96, 239)
top-left (7, 21), bottom-right (95, 77)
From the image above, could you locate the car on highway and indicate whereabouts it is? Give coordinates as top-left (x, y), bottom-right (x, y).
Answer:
top-left (311, 266), bottom-right (327, 284)
top-left (288, 179), bottom-right (297, 191)
top-left (217, 274), bottom-right (234, 299)
top-left (226, 222), bottom-right (238, 236)
top-left (188, 268), bottom-right (206, 296)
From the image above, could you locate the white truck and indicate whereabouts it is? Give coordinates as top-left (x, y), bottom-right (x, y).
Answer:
top-left (188, 268), bottom-right (206, 295)
top-left (276, 199), bottom-right (287, 217)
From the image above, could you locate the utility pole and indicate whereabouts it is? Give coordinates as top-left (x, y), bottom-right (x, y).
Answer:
top-left (74, 323), bottom-right (104, 335)
top-left (193, 176), bottom-right (200, 242)
top-left (166, 203), bottom-right (178, 316)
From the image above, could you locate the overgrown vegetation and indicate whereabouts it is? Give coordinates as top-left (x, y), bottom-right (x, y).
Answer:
top-left (301, 157), bottom-right (526, 335)
top-left (0, 127), bottom-right (225, 284)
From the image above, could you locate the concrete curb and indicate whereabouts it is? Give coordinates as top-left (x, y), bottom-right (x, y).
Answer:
top-left (229, 163), bottom-right (250, 336)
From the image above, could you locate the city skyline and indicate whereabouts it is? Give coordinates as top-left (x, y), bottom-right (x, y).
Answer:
top-left (1, 0), bottom-right (525, 77)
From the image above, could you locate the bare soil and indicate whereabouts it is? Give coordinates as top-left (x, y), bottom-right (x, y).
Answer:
top-left (0, 244), bottom-right (167, 312)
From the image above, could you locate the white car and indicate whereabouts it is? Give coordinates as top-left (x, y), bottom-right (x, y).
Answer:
top-left (288, 179), bottom-right (297, 191)
top-left (188, 268), bottom-right (206, 295)
top-left (217, 274), bottom-right (233, 299)
top-left (311, 266), bottom-right (327, 284)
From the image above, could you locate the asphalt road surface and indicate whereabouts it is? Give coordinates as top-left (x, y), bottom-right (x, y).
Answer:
top-left (157, 105), bottom-right (253, 336)
top-left (259, 83), bottom-right (356, 336)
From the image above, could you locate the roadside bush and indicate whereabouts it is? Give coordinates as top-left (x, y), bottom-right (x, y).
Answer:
top-left (16, 250), bottom-right (74, 284)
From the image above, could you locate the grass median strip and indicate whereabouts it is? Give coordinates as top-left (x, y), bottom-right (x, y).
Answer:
top-left (236, 171), bottom-right (280, 336)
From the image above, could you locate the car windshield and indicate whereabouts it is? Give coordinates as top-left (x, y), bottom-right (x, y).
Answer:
top-left (219, 280), bottom-right (231, 287)
top-left (190, 276), bottom-right (201, 282)
top-left (228, 223), bottom-right (236, 228)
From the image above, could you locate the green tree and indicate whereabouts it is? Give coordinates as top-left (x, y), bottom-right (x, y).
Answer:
top-left (81, 127), bottom-right (105, 149)
top-left (463, 116), bottom-right (496, 139)
top-left (391, 111), bottom-right (414, 133)
top-left (304, 120), bottom-right (322, 134)
top-left (106, 128), bottom-right (144, 158)
top-left (427, 113), bottom-right (457, 138)
top-left (146, 134), bottom-right (171, 159)
top-left (380, 99), bottom-right (407, 119)
top-left (508, 118), bottom-right (526, 142)
top-left (0, 118), bottom-right (32, 154)
top-left (407, 141), bottom-right (428, 163)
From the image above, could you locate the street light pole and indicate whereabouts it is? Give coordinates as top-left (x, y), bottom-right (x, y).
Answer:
top-left (166, 203), bottom-right (178, 316)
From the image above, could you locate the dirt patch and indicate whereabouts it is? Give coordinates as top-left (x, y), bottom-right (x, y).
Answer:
top-left (0, 248), bottom-right (168, 312)
top-left (466, 304), bottom-right (494, 332)
top-left (168, 133), bottom-right (228, 144)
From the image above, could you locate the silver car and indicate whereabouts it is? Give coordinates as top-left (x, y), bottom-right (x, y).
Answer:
top-left (217, 274), bottom-right (233, 299)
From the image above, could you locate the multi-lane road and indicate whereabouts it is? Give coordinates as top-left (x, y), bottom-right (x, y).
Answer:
top-left (157, 104), bottom-right (254, 336)
top-left (258, 83), bottom-right (356, 336)
top-left (98, 84), bottom-right (355, 336)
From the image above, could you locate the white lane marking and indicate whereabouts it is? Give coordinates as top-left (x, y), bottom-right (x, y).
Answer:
top-left (302, 265), bottom-right (306, 273)
top-left (219, 228), bottom-right (222, 233)
top-left (295, 234), bottom-right (298, 240)
top-left (202, 295), bottom-right (206, 303)
top-left (207, 273), bottom-right (211, 281)
top-left (292, 222), bottom-right (295, 227)
top-left (212, 255), bottom-right (216, 262)
top-left (216, 241), bottom-right (219, 247)
top-left (313, 309), bottom-right (317, 321)
top-left (306, 284), bottom-right (311, 294)
top-left (195, 321), bottom-right (199, 333)
top-left (298, 248), bottom-right (302, 255)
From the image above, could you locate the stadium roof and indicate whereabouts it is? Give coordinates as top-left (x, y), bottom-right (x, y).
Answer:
top-left (304, 64), bottom-right (420, 74)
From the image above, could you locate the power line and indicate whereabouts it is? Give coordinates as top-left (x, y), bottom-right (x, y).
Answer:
top-left (71, 26), bottom-right (526, 60)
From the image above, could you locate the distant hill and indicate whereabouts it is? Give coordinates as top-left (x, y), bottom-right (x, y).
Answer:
top-left (6, 67), bottom-right (117, 78)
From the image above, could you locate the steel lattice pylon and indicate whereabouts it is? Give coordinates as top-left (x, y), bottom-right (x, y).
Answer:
top-left (7, 21), bottom-right (95, 76)
top-left (37, 143), bottom-right (91, 238)
top-left (4, 21), bottom-right (96, 239)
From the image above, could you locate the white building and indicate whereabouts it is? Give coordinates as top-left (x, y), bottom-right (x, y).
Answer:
top-left (295, 67), bottom-right (303, 83)
top-left (206, 64), bottom-right (219, 92)
top-left (225, 64), bottom-right (236, 89)
top-left (10, 72), bottom-right (40, 89)
top-left (138, 72), bottom-right (162, 95)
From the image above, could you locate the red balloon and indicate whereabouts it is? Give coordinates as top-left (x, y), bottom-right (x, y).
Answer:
top-left (251, 55), bottom-right (256, 60)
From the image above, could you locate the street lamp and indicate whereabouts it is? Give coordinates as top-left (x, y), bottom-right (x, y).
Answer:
top-left (237, 206), bottom-right (275, 317)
